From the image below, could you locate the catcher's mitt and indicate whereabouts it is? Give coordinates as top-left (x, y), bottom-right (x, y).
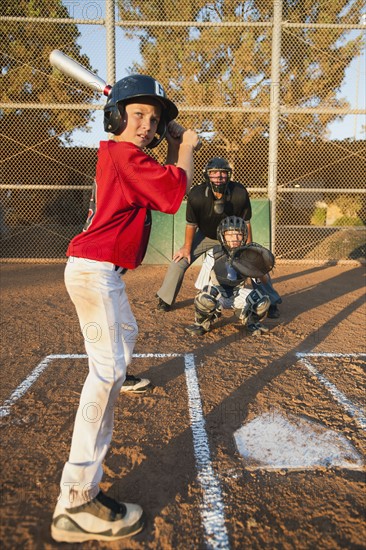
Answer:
top-left (231, 243), bottom-right (275, 278)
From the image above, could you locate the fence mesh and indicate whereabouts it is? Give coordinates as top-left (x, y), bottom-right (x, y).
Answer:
top-left (1, 0), bottom-right (365, 262)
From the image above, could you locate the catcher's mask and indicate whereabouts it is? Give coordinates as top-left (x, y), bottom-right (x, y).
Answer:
top-left (204, 157), bottom-right (232, 196)
top-left (103, 74), bottom-right (178, 148)
top-left (217, 216), bottom-right (248, 256)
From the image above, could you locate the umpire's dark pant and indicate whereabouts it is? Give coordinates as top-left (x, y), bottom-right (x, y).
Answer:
top-left (157, 230), bottom-right (218, 306)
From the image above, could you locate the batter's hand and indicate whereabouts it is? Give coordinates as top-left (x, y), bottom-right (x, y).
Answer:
top-left (167, 122), bottom-right (201, 151)
top-left (173, 245), bottom-right (191, 264)
top-left (166, 121), bottom-right (185, 146)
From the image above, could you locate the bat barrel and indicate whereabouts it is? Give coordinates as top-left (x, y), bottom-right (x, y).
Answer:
top-left (49, 50), bottom-right (110, 95)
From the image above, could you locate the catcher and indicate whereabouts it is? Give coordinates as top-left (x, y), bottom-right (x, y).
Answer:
top-left (185, 216), bottom-right (275, 337)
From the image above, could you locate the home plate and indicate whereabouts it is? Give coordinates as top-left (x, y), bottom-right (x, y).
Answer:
top-left (234, 411), bottom-right (364, 470)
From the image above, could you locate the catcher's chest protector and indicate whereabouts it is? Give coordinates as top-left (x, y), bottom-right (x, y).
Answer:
top-left (212, 247), bottom-right (247, 288)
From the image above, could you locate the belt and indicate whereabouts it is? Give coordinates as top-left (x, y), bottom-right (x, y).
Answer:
top-left (114, 265), bottom-right (128, 275)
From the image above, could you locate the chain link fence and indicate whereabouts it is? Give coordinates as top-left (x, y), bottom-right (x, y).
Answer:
top-left (1, 0), bottom-right (365, 262)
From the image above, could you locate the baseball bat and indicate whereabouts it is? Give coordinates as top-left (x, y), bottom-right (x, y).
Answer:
top-left (49, 49), bottom-right (202, 149)
top-left (49, 49), bottom-right (112, 96)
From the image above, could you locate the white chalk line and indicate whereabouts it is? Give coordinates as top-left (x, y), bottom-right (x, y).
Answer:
top-left (0, 353), bottom-right (182, 418)
top-left (0, 352), bottom-right (229, 549)
top-left (296, 353), bottom-right (366, 431)
top-left (184, 354), bottom-right (230, 550)
top-left (0, 354), bottom-right (86, 418)
top-left (297, 353), bottom-right (366, 358)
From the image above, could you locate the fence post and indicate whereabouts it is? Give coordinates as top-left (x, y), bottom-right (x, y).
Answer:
top-left (267, 0), bottom-right (283, 255)
top-left (105, 0), bottom-right (116, 85)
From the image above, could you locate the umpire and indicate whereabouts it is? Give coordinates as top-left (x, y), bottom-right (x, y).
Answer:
top-left (156, 156), bottom-right (282, 315)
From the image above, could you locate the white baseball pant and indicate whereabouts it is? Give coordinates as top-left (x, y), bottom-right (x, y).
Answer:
top-left (58, 257), bottom-right (137, 507)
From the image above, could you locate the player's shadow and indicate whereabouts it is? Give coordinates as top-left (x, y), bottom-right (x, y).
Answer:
top-left (111, 266), bottom-right (364, 543)
top-left (169, 297), bottom-right (192, 311)
top-left (269, 262), bottom-right (340, 283)
top-left (277, 264), bottom-right (364, 324)
top-left (172, 263), bottom-right (365, 320)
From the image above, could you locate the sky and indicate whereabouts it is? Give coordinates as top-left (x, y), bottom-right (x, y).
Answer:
top-left (62, 2), bottom-right (366, 147)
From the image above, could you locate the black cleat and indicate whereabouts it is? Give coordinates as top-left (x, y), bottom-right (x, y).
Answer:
top-left (246, 322), bottom-right (270, 336)
top-left (157, 297), bottom-right (171, 311)
top-left (268, 305), bottom-right (280, 318)
top-left (185, 324), bottom-right (207, 336)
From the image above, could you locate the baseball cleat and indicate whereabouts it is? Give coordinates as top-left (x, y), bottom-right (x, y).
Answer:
top-left (246, 322), bottom-right (269, 336)
top-left (51, 490), bottom-right (145, 543)
top-left (185, 324), bottom-right (207, 336)
top-left (156, 297), bottom-right (171, 311)
top-left (267, 304), bottom-right (280, 318)
top-left (120, 374), bottom-right (153, 393)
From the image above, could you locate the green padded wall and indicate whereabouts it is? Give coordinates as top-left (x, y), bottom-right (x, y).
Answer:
top-left (144, 209), bottom-right (174, 264)
top-left (250, 199), bottom-right (271, 249)
top-left (144, 199), bottom-right (271, 264)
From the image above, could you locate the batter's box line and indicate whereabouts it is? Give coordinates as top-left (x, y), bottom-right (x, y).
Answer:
top-left (0, 352), bottom-right (230, 550)
top-left (0, 353), bottom-right (182, 417)
top-left (296, 352), bottom-right (366, 431)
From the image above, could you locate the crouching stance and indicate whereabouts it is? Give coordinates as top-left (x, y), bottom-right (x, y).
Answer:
top-left (185, 216), bottom-right (274, 337)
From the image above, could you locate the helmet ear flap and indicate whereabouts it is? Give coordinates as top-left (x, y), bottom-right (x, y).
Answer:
top-left (103, 103), bottom-right (123, 134)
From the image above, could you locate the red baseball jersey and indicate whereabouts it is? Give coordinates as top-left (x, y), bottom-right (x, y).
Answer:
top-left (67, 140), bottom-right (186, 269)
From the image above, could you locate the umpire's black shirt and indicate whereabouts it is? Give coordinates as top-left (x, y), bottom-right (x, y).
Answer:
top-left (186, 181), bottom-right (252, 239)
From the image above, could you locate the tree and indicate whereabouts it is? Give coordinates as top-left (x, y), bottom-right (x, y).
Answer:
top-left (0, 0), bottom-right (96, 147)
top-left (0, 0), bottom-right (98, 230)
top-left (117, 0), bottom-right (364, 152)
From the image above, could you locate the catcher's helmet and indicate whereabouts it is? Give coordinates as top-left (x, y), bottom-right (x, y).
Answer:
top-left (217, 216), bottom-right (248, 254)
top-left (204, 157), bottom-right (232, 194)
top-left (103, 74), bottom-right (178, 148)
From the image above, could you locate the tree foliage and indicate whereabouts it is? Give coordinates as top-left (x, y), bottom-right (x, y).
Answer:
top-left (117, 0), bottom-right (364, 145)
top-left (0, 0), bottom-right (96, 145)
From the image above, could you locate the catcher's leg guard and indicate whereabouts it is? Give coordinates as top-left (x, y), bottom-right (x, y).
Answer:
top-left (185, 285), bottom-right (221, 336)
top-left (234, 288), bottom-right (270, 326)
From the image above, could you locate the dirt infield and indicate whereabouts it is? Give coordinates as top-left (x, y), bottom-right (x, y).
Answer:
top-left (0, 261), bottom-right (365, 549)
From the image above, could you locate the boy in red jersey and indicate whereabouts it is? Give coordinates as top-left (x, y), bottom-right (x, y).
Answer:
top-left (51, 75), bottom-right (199, 544)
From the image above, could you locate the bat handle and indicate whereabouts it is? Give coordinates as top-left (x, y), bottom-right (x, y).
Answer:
top-left (194, 139), bottom-right (203, 152)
